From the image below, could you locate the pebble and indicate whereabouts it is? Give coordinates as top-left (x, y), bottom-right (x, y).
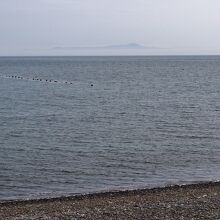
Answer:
top-left (1, 182), bottom-right (220, 219)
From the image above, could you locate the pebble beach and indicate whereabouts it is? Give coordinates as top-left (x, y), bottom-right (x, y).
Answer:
top-left (1, 181), bottom-right (220, 219)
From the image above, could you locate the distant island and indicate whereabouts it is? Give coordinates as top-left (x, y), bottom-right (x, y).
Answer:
top-left (105, 43), bottom-right (146, 49)
top-left (53, 43), bottom-right (147, 50)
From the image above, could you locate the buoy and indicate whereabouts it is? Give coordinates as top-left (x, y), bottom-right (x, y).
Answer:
top-left (3, 74), bottom-right (76, 87)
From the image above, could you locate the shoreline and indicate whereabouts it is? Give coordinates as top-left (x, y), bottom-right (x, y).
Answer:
top-left (1, 181), bottom-right (220, 219)
top-left (0, 180), bottom-right (219, 205)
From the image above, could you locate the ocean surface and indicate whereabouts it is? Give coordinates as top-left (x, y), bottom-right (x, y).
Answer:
top-left (0, 56), bottom-right (220, 201)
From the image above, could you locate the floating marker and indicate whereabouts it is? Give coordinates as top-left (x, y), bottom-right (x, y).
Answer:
top-left (0, 74), bottom-right (75, 86)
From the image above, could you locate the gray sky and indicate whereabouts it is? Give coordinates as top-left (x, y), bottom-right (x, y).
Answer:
top-left (1, 0), bottom-right (220, 56)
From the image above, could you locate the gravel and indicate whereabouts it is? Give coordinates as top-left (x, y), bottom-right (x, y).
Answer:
top-left (1, 182), bottom-right (220, 219)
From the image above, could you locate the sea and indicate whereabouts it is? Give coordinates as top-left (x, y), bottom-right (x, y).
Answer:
top-left (0, 56), bottom-right (220, 201)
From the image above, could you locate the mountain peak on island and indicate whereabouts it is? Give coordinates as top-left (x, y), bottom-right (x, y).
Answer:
top-left (106, 43), bottom-right (146, 49)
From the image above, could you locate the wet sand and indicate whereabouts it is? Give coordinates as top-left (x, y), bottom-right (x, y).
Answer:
top-left (1, 182), bottom-right (220, 219)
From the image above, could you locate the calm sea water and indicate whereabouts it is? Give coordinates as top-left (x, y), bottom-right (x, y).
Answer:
top-left (0, 56), bottom-right (220, 200)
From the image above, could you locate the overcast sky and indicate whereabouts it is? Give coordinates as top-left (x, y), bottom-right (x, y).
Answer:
top-left (1, 0), bottom-right (220, 56)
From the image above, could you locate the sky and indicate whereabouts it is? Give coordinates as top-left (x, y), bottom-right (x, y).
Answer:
top-left (1, 0), bottom-right (220, 56)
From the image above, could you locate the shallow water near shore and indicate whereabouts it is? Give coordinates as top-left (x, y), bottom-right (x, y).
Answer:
top-left (1, 56), bottom-right (220, 201)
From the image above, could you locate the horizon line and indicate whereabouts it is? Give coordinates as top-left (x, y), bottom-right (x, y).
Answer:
top-left (1, 54), bottom-right (220, 57)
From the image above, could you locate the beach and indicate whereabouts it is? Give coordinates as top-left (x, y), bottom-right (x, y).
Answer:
top-left (1, 181), bottom-right (220, 219)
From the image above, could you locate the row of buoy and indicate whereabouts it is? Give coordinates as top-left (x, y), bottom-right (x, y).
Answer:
top-left (0, 74), bottom-right (74, 85)
top-left (0, 74), bottom-right (94, 87)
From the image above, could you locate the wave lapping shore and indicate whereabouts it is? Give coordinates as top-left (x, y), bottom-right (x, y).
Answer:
top-left (1, 182), bottom-right (220, 219)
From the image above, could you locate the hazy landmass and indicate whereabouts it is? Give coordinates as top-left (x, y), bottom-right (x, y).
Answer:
top-left (52, 43), bottom-right (159, 50)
